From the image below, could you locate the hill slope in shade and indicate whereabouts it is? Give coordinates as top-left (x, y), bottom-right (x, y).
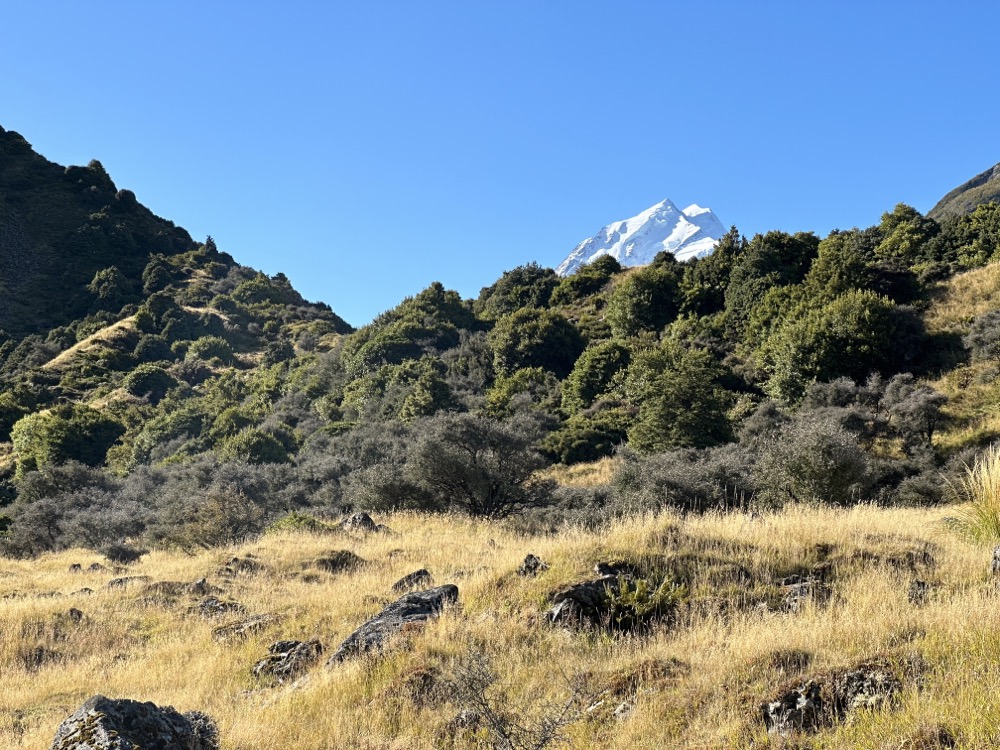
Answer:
top-left (556, 199), bottom-right (725, 276)
top-left (928, 161), bottom-right (1000, 220)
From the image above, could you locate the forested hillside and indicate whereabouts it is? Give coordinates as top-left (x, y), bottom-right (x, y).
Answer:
top-left (2, 130), bottom-right (1000, 556)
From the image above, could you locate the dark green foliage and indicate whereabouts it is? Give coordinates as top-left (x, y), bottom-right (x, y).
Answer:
top-left (963, 309), bottom-right (1000, 362)
top-left (626, 341), bottom-right (733, 453)
top-left (219, 429), bottom-right (289, 464)
top-left (543, 406), bottom-right (630, 464)
top-left (679, 227), bottom-right (745, 316)
top-left (486, 367), bottom-right (561, 416)
top-left (122, 364), bottom-right (177, 404)
top-left (11, 404), bottom-right (125, 476)
top-left (186, 336), bottom-right (234, 365)
top-left (724, 231), bottom-right (820, 334)
top-left (550, 255), bottom-right (621, 305)
top-left (474, 262), bottom-right (558, 319)
top-left (606, 261), bottom-right (683, 337)
top-left (488, 308), bottom-right (584, 379)
top-left (561, 341), bottom-right (630, 413)
top-left (133, 334), bottom-right (173, 363)
top-left (874, 204), bottom-right (940, 268)
top-left (883, 373), bottom-right (947, 448)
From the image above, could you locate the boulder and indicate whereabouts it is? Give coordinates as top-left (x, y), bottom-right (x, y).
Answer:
top-left (327, 584), bottom-right (459, 664)
top-left (189, 596), bottom-right (246, 620)
top-left (48, 694), bottom-right (218, 750)
top-left (780, 575), bottom-right (832, 613)
top-left (992, 545), bottom-right (1000, 576)
top-left (69, 564), bottom-right (82, 573)
top-left (760, 660), bottom-right (901, 737)
top-left (251, 639), bottom-right (323, 683)
top-left (391, 569), bottom-right (433, 593)
top-left (517, 554), bottom-right (548, 577)
top-left (217, 556), bottom-right (265, 577)
top-left (548, 574), bottom-right (635, 627)
top-left (106, 576), bottom-right (152, 589)
top-left (342, 512), bottom-right (378, 532)
top-left (908, 579), bottom-right (930, 606)
top-left (211, 613), bottom-right (278, 642)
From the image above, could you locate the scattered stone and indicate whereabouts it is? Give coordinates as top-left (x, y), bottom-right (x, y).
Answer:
top-left (387, 548), bottom-right (407, 559)
top-left (391, 569), bottom-right (433, 593)
top-left (190, 596), bottom-right (246, 619)
top-left (327, 584), bottom-right (459, 664)
top-left (444, 709), bottom-right (483, 738)
top-left (760, 659), bottom-right (902, 737)
top-left (517, 554), bottom-right (548, 577)
top-left (48, 694), bottom-right (219, 750)
top-left (106, 575), bottom-right (152, 589)
top-left (992, 545), bottom-right (1000, 577)
top-left (68, 563), bottom-right (82, 573)
top-left (87, 563), bottom-right (106, 572)
top-left (548, 574), bottom-right (635, 627)
top-left (780, 575), bottom-right (832, 613)
top-left (212, 613), bottom-right (278, 642)
top-left (908, 579), bottom-right (930, 606)
top-left (217, 555), bottom-right (266, 577)
top-left (66, 608), bottom-right (84, 623)
top-left (594, 560), bottom-right (641, 577)
top-left (252, 639), bottom-right (323, 683)
top-left (70, 588), bottom-right (94, 596)
top-left (313, 550), bottom-right (366, 574)
top-left (186, 578), bottom-right (221, 596)
top-left (342, 512), bottom-right (378, 532)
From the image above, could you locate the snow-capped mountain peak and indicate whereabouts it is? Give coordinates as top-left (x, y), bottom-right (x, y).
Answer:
top-left (556, 200), bottom-right (725, 276)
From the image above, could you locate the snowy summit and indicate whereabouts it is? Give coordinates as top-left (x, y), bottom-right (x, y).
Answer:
top-left (556, 199), bottom-right (726, 276)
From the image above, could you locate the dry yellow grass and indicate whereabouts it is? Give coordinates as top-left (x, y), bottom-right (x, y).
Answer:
top-left (41, 316), bottom-right (137, 371)
top-left (924, 262), bottom-right (1000, 336)
top-left (2, 506), bottom-right (998, 749)
top-left (540, 457), bottom-right (618, 487)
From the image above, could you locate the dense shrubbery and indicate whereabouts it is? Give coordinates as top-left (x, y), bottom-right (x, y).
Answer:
top-left (2, 155), bottom-right (999, 558)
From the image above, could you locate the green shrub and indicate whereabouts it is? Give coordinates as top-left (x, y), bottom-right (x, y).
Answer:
top-left (220, 429), bottom-right (289, 464)
top-left (122, 364), bottom-right (177, 404)
top-left (186, 336), bottom-right (234, 365)
top-left (11, 404), bottom-right (125, 477)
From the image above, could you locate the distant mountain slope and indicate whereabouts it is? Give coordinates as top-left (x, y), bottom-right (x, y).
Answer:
top-left (556, 199), bottom-right (725, 276)
top-left (928, 161), bottom-right (1000, 220)
top-left (0, 126), bottom-right (200, 338)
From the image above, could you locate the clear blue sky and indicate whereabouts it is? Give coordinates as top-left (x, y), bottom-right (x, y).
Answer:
top-left (3, 1), bottom-right (998, 325)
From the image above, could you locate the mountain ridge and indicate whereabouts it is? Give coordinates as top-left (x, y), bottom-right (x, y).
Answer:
top-left (556, 198), bottom-right (725, 276)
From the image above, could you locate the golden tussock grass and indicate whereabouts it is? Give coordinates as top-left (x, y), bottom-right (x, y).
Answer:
top-left (2, 505), bottom-right (1000, 749)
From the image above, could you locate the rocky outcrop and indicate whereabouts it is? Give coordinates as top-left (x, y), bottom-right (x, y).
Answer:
top-left (760, 660), bottom-right (902, 737)
top-left (548, 573), bottom-right (634, 627)
top-left (49, 695), bottom-right (218, 750)
top-left (189, 596), bottom-right (246, 620)
top-left (327, 584), bottom-right (459, 664)
top-left (211, 614), bottom-right (278, 642)
top-left (341, 512), bottom-right (390, 534)
top-left (252, 640), bottom-right (323, 683)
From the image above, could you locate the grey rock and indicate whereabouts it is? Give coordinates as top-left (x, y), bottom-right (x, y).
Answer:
top-left (908, 579), bottom-right (930, 606)
top-left (780, 576), bottom-right (832, 613)
top-left (251, 639), bottom-right (323, 683)
top-left (106, 575), bottom-right (152, 589)
top-left (391, 569), bottom-right (433, 593)
top-left (992, 545), bottom-right (1000, 576)
top-left (342, 512), bottom-right (378, 532)
top-left (327, 584), bottom-right (459, 664)
top-left (217, 556), bottom-right (265, 577)
top-left (548, 575), bottom-right (635, 627)
top-left (189, 596), bottom-right (246, 620)
top-left (87, 563), bottom-right (106, 572)
top-left (761, 680), bottom-right (826, 736)
top-left (517, 554), bottom-right (548, 577)
top-left (211, 613), bottom-right (278, 642)
top-left (48, 694), bottom-right (218, 750)
top-left (69, 564), bottom-right (82, 573)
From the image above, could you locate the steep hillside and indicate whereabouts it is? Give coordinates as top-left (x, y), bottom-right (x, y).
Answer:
top-left (929, 161), bottom-right (1000, 220)
top-left (0, 127), bottom-right (198, 338)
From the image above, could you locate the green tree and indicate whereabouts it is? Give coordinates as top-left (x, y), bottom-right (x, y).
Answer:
top-left (561, 340), bottom-right (630, 413)
top-left (488, 308), bottom-right (584, 379)
top-left (606, 261), bottom-right (683, 337)
top-left (11, 404), bottom-right (125, 477)
top-left (626, 341), bottom-right (733, 453)
top-left (474, 263), bottom-right (558, 320)
top-left (874, 204), bottom-right (939, 267)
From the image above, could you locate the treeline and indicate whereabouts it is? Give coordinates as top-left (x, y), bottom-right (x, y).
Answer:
top-left (2, 198), bottom-right (1000, 555)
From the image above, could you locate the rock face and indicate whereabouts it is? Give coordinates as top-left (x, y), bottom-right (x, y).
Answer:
top-left (760, 660), bottom-right (902, 737)
top-left (252, 640), bottom-right (323, 683)
top-left (49, 695), bottom-right (218, 750)
top-left (327, 584), bottom-right (459, 664)
top-left (314, 550), bottom-right (366, 574)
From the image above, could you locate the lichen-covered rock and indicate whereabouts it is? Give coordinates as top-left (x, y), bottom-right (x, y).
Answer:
top-left (106, 576), bottom-right (152, 589)
top-left (48, 694), bottom-right (218, 749)
top-left (211, 613), bottom-right (278, 642)
top-left (391, 568), bottom-right (433, 593)
top-left (547, 574), bottom-right (635, 627)
top-left (189, 596), bottom-right (246, 620)
top-left (780, 575), bottom-right (832, 613)
top-left (342, 512), bottom-right (379, 532)
top-left (217, 556), bottom-right (265, 577)
top-left (517, 554), bottom-right (548, 577)
top-left (760, 660), bottom-right (902, 737)
top-left (251, 639), bottom-right (323, 683)
top-left (327, 584), bottom-right (459, 664)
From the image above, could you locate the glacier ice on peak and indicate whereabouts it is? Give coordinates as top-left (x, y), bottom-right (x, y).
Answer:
top-left (555, 199), bottom-right (725, 277)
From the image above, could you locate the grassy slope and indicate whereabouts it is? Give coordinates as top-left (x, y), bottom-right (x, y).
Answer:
top-left (2, 506), bottom-right (997, 749)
